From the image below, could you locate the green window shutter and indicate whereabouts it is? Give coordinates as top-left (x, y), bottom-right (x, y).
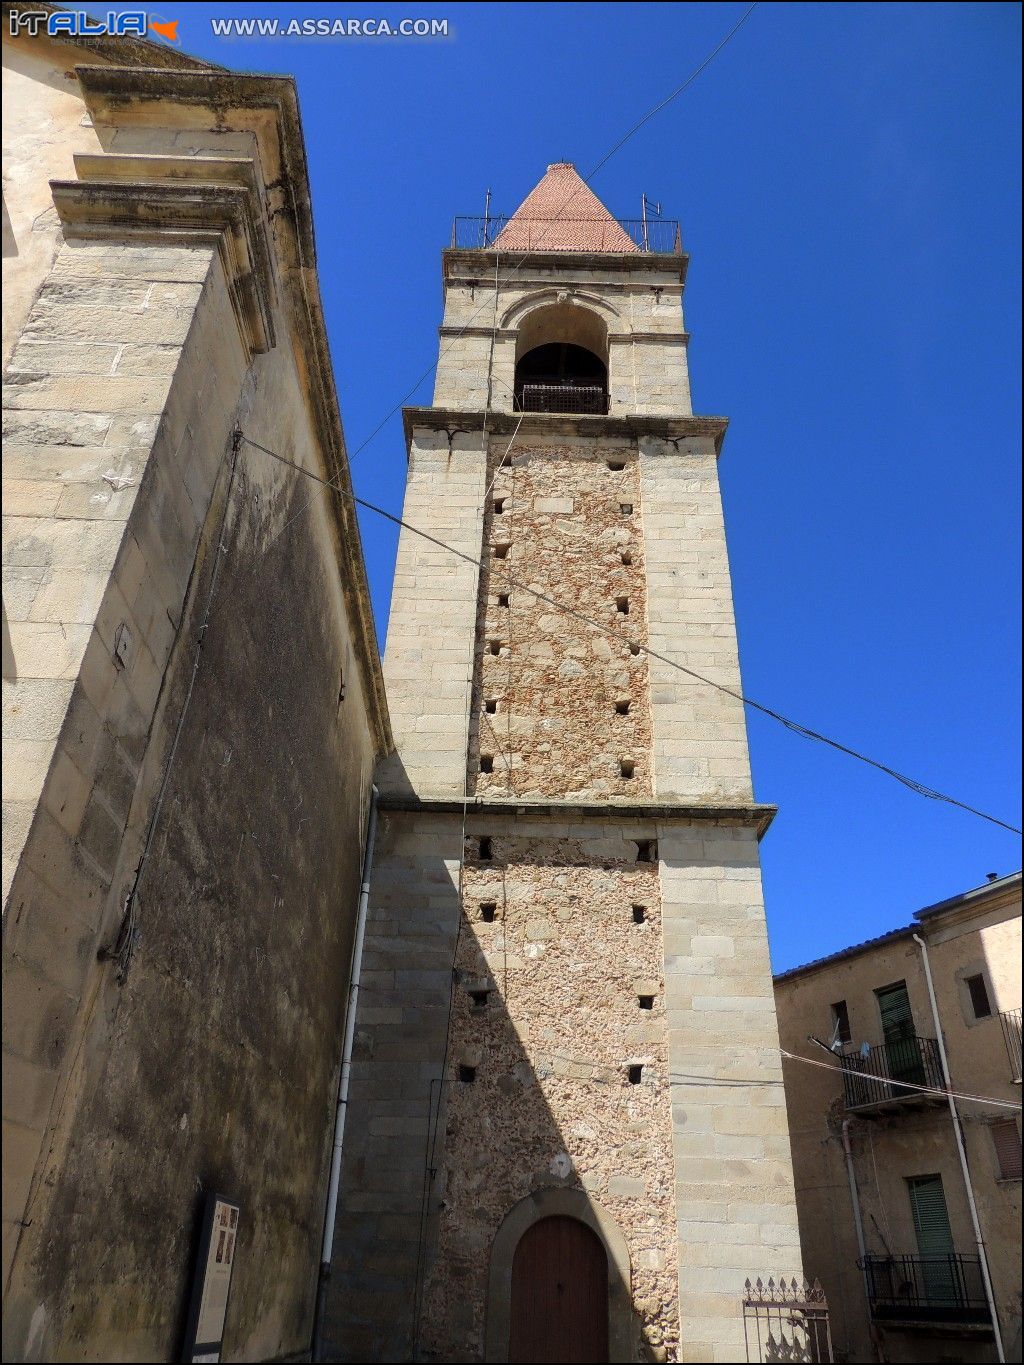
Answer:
top-left (908, 1175), bottom-right (954, 1258)
top-left (877, 981), bottom-right (914, 1042)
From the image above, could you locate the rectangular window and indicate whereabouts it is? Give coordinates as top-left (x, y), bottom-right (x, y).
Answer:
top-left (965, 973), bottom-right (992, 1019)
top-left (831, 1000), bottom-right (852, 1045)
top-left (991, 1120), bottom-right (1022, 1180)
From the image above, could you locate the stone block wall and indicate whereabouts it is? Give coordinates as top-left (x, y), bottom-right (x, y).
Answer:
top-left (639, 435), bottom-right (754, 803)
top-left (658, 822), bottom-right (801, 1363)
top-left (377, 428), bottom-right (486, 800)
top-left (469, 437), bottom-right (653, 801)
top-left (2, 80), bottom-right (385, 1360)
top-left (325, 808), bottom-right (465, 1362)
top-left (2, 238), bottom-right (221, 900)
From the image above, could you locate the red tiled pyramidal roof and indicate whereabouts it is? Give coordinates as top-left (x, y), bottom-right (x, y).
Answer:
top-left (493, 163), bottom-right (639, 253)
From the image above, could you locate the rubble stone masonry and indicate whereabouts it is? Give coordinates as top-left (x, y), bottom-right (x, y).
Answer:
top-left (470, 438), bottom-right (653, 800)
top-left (419, 829), bottom-right (678, 1361)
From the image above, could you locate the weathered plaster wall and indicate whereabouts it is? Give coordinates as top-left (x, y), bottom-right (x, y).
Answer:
top-left (470, 437), bottom-right (653, 800)
top-left (1, 33), bottom-right (105, 366)
top-left (775, 887), bottom-right (1022, 1364)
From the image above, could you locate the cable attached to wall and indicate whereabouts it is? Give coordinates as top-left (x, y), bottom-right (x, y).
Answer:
top-left (98, 425), bottom-right (244, 980)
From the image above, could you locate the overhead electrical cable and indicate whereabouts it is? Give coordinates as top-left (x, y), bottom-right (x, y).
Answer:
top-left (240, 433), bottom-right (1022, 837)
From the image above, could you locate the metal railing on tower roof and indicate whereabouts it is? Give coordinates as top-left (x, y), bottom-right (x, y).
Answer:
top-left (450, 215), bottom-right (683, 253)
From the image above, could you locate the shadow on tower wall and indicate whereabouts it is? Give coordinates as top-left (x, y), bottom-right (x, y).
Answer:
top-left (325, 760), bottom-right (680, 1363)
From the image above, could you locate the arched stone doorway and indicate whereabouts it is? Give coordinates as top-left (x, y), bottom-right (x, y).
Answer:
top-left (485, 1188), bottom-right (634, 1363)
top-left (509, 1215), bottom-right (609, 1363)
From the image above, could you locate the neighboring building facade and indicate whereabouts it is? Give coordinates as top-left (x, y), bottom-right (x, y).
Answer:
top-left (325, 165), bottom-right (803, 1363)
top-left (775, 872), bottom-right (1023, 1365)
top-left (2, 19), bottom-right (389, 1362)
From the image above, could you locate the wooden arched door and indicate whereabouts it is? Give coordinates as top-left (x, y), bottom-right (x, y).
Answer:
top-left (508, 1215), bottom-right (609, 1363)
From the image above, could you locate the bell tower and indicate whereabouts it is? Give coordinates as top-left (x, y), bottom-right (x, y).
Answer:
top-left (327, 165), bottom-right (802, 1363)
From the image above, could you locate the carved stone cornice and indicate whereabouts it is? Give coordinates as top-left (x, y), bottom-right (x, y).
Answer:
top-left (52, 167), bottom-right (276, 359)
top-left (403, 406), bottom-right (729, 456)
top-left (377, 794), bottom-right (777, 840)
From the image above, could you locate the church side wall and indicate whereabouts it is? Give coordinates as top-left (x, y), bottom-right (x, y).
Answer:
top-left (3, 203), bottom-right (377, 1364)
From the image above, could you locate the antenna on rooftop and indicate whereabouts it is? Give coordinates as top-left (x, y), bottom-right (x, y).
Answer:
top-left (482, 187), bottom-right (492, 248)
top-left (641, 193), bottom-right (662, 251)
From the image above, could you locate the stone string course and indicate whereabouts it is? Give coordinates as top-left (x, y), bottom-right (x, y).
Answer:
top-left (419, 831), bottom-right (679, 1362)
top-left (470, 441), bottom-right (653, 801)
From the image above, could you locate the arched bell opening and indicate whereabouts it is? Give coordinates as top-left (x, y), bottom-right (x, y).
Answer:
top-left (513, 301), bottom-right (609, 415)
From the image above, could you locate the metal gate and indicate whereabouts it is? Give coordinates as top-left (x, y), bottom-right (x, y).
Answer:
top-left (742, 1277), bottom-right (833, 1363)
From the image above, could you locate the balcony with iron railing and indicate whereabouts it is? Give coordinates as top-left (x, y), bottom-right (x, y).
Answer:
top-left (1000, 1008), bottom-right (1022, 1083)
top-left (860, 1254), bottom-right (991, 1328)
top-left (451, 215), bottom-right (683, 253)
top-left (841, 1035), bottom-right (945, 1114)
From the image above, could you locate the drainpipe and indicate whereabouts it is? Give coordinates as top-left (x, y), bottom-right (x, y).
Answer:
top-left (913, 933), bottom-right (1005, 1363)
top-left (312, 786), bottom-right (379, 1363)
top-left (842, 1119), bottom-right (869, 1265)
top-left (843, 1119), bottom-right (884, 1363)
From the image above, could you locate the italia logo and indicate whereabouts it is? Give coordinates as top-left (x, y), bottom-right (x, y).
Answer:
top-left (8, 10), bottom-right (179, 42)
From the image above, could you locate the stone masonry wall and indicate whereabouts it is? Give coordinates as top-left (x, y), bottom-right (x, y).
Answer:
top-left (2, 236), bottom-right (214, 907)
top-left (469, 438), bottom-right (653, 801)
top-left (376, 428), bottom-right (486, 801)
top-left (639, 435), bottom-right (754, 803)
top-left (3, 224), bottom-right (379, 1360)
top-left (433, 259), bottom-right (691, 418)
top-left (658, 821), bottom-right (802, 1364)
top-left (419, 824), bottom-right (679, 1363)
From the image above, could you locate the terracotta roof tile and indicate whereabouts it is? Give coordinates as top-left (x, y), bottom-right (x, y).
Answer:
top-left (493, 163), bottom-right (638, 254)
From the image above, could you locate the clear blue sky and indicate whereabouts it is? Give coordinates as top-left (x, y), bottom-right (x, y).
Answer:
top-left (173, 3), bottom-right (1021, 971)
